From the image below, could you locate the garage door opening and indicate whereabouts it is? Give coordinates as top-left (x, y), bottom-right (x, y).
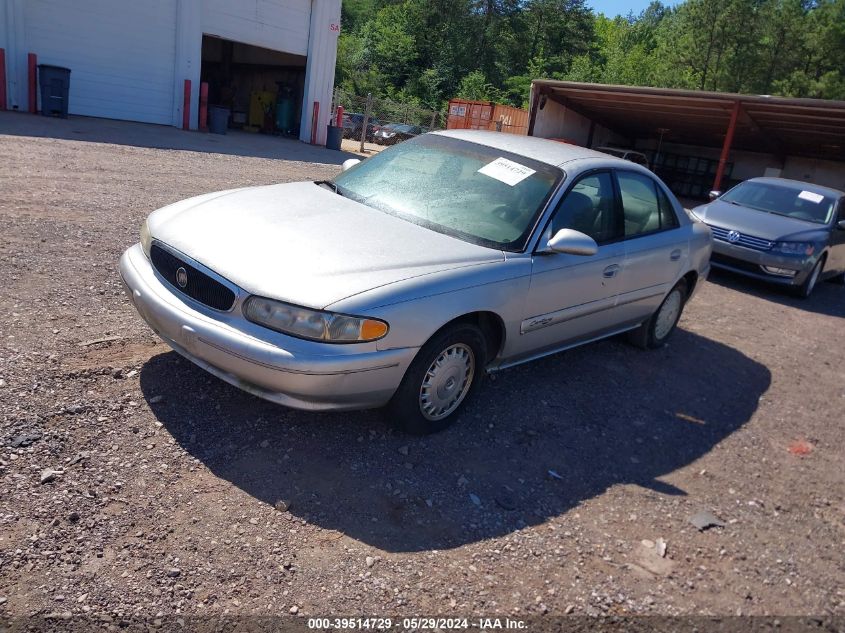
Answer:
top-left (200, 35), bottom-right (306, 137)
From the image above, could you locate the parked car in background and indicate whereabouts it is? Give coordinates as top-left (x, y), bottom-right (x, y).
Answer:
top-left (690, 177), bottom-right (845, 297)
top-left (120, 130), bottom-right (711, 434)
top-left (373, 123), bottom-right (422, 145)
top-left (595, 146), bottom-right (650, 169)
top-left (342, 113), bottom-right (380, 141)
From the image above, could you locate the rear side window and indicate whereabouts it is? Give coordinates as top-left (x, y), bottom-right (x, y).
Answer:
top-left (657, 186), bottom-right (680, 229)
top-left (617, 171), bottom-right (678, 237)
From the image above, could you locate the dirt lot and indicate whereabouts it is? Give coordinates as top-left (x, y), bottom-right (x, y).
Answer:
top-left (1, 115), bottom-right (843, 625)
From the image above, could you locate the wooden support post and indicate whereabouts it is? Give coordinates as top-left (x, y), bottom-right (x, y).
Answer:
top-left (182, 79), bottom-right (191, 130)
top-left (0, 49), bottom-right (6, 110)
top-left (527, 85), bottom-right (543, 137)
top-left (586, 120), bottom-right (596, 149)
top-left (311, 101), bottom-right (320, 145)
top-left (199, 82), bottom-right (208, 132)
top-left (713, 101), bottom-right (741, 192)
top-left (359, 93), bottom-right (372, 153)
top-left (28, 53), bottom-right (37, 114)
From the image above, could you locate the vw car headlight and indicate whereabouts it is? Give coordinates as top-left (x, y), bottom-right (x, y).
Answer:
top-left (772, 241), bottom-right (814, 256)
top-left (140, 219), bottom-right (152, 258)
top-left (244, 296), bottom-right (389, 343)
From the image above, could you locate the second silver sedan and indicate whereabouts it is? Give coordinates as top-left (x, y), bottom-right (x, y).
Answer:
top-left (120, 131), bottom-right (712, 434)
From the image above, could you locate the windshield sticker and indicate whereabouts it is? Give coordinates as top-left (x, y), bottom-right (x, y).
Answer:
top-left (798, 190), bottom-right (824, 204)
top-left (478, 157), bottom-right (536, 186)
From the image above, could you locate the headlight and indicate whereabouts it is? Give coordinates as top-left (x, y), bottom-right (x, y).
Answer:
top-left (243, 296), bottom-right (389, 343)
top-left (140, 220), bottom-right (152, 258)
top-left (772, 241), bottom-right (814, 256)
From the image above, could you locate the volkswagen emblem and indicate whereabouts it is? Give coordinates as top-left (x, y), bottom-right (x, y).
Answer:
top-left (175, 266), bottom-right (188, 288)
top-left (727, 230), bottom-right (741, 243)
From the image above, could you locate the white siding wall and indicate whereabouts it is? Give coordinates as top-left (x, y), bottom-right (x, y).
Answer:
top-left (201, 0), bottom-right (311, 56)
top-left (2, 0), bottom-right (340, 139)
top-left (783, 157), bottom-right (845, 191)
top-left (23, 0), bottom-right (178, 124)
top-left (530, 95), bottom-right (626, 147)
top-left (300, 0), bottom-right (341, 144)
top-left (2, 0), bottom-right (31, 111)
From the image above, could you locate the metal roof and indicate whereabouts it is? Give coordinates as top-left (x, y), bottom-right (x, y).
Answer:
top-left (531, 80), bottom-right (845, 161)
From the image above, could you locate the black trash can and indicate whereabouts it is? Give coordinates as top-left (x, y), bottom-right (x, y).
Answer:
top-left (208, 105), bottom-right (230, 135)
top-left (38, 65), bottom-right (71, 118)
top-left (326, 125), bottom-right (343, 150)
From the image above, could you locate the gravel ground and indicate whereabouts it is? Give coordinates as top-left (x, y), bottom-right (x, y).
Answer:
top-left (1, 118), bottom-right (844, 625)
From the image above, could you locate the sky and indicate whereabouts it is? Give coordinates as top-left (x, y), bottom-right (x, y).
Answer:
top-left (586, 0), bottom-right (675, 17)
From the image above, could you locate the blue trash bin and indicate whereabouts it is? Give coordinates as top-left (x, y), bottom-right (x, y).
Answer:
top-left (326, 125), bottom-right (343, 150)
top-left (208, 106), bottom-right (230, 135)
top-left (38, 65), bottom-right (71, 118)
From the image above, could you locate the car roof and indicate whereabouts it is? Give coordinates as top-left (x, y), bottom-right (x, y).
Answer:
top-left (743, 177), bottom-right (845, 198)
top-left (595, 146), bottom-right (646, 155)
top-left (433, 129), bottom-right (634, 169)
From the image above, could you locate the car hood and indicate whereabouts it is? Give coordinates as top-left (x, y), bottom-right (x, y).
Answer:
top-left (148, 181), bottom-right (503, 309)
top-left (692, 199), bottom-right (829, 241)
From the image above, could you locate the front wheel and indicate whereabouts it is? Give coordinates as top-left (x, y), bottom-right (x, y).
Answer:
top-left (627, 279), bottom-right (688, 349)
top-left (386, 323), bottom-right (487, 435)
top-left (793, 257), bottom-right (823, 298)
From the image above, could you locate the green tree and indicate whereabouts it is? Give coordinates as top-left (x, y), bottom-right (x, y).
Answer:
top-left (333, 0), bottom-right (845, 114)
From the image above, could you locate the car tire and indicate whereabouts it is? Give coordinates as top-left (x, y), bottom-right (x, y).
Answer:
top-left (386, 323), bottom-right (487, 435)
top-left (793, 257), bottom-right (824, 298)
top-left (627, 279), bottom-right (688, 349)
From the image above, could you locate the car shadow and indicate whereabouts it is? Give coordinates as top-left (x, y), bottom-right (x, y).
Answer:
top-left (0, 111), bottom-right (358, 166)
top-left (139, 329), bottom-right (770, 553)
top-left (708, 268), bottom-right (845, 318)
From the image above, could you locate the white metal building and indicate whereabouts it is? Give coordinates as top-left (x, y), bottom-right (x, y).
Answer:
top-left (0, 0), bottom-right (341, 144)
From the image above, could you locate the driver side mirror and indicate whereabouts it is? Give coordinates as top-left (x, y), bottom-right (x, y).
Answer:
top-left (708, 190), bottom-right (722, 201)
top-left (837, 220), bottom-right (845, 230)
top-left (546, 229), bottom-right (598, 256)
top-left (341, 158), bottom-right (361, 172)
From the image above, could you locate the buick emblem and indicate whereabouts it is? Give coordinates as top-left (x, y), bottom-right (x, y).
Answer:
top-left (175, 266), bottom-right (188, 288)
top-left (727, 230), bottom-right (741, 243)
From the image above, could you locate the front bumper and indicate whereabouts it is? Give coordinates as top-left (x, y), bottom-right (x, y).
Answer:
top-left (710, 240), bottom-right (816, 286)
top-left (119, 244), bottom-right (417, 411)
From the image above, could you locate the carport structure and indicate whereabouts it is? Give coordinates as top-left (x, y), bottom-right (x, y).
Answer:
top-left (528, 81), bottom-right (845, 196)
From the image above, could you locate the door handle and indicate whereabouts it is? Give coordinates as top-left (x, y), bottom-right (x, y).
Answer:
top-left (603, 264), bottom-right (620, 278)
top-left (670, 249), bottom-right (682, 261)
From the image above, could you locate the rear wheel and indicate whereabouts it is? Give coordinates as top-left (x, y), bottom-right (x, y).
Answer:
top-left (627, 279), bottom-right (688, 349)
top-left (386, 323), bottom-right (486, 435)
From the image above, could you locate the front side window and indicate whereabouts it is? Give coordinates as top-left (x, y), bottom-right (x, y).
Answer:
top-left (548, 171), bottom-right (620, 244)
top-left (332, 135), bottom-right (562, 251)
top-left (618, 171), bottom-right (675, 237)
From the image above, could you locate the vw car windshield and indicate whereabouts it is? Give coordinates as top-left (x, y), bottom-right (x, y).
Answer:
top-left (722, 181), bottom-right (836, 224)
top-left (332, 135), bottom-right (562, 251)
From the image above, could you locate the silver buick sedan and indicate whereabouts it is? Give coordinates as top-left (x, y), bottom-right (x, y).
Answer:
top-left (119, 131), bottom-right (712, 434)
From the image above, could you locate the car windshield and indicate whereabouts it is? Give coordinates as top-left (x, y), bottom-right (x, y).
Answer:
top-left (331, 135), bottom-right (562, 251)
top-left (721, 181), bottom-right (836, 224)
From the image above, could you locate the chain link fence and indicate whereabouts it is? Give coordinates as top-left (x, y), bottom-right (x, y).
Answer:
top-left (332, 88), bottom-right (446, 152)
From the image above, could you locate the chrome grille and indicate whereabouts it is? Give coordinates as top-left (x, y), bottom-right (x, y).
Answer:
top-left (707, 224), bottom-right (773, 251)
